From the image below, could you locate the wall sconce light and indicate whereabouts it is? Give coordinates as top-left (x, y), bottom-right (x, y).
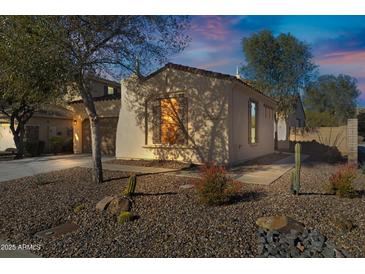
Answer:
top-left (73, 120), bottom-right (77, 126)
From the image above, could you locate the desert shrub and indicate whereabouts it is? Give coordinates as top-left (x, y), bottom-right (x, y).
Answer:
top-left (194, 164), bottom-right (240, 206)
top-left (328, 164), bottom-right (357, 198)
top-left (25, 140), bottom-right (45, 156)
top-left (117, 211), bottom-right (134, 224)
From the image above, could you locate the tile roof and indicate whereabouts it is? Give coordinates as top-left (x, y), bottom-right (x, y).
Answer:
top-left (144, 63), bottom-right (277, 104)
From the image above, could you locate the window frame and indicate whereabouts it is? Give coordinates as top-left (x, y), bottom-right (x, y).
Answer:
top-left (248, 99), bottom-right (258, 145)
top-left (150, 94), bottom-right (188, 146)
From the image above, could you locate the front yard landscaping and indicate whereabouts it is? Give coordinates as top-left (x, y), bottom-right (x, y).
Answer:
top-left (1, 161), bottom-right (365, 257)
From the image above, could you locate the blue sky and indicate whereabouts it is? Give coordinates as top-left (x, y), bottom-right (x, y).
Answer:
top-left (171, 16), bottom-right (365, 106)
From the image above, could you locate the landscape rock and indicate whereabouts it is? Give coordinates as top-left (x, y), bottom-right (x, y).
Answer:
top-left (95, 196), bottom-right (115, 212)
top-left (107, 197), bottom-right (132, 215)
top-left (256, 217), bottom-right (348, 258)
top-left (256, 215), bottom-right (305, 233)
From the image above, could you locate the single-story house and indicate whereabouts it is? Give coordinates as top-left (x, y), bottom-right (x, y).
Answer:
top-left (115, 63), bottom-right (277, 164)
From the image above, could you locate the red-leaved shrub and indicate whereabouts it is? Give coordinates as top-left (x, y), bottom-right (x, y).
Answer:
top-left (194, 164), bottom-right (240, 205)
top-left (328, 164), bottom-right (357, 198)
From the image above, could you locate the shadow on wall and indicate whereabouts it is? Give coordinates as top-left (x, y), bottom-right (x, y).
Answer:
top-left (289, 140), bottom-right (345, 163)
top-left (124, 72), bottom-right (229, 163)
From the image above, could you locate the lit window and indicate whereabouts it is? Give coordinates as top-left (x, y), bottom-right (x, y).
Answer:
top-left (152, 97), bottom-right (187, 145)
top-left (249, 100), bottom-right (258, 144)
top-left (161, 98), bottom-right (181, 145)
top-left (107, 86), bottom-right (114, 95)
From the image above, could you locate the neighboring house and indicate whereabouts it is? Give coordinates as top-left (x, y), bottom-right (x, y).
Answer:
top-left (0, 76), bottom-right (121, 156)
top-left (276, 95), bottom-right (306, 141)
top-left (115, 63), bottom-right (277, 164)
top-left (69, 76), bottom-right (121, 155)
top-left (0, 106), bottom-right (73, 153)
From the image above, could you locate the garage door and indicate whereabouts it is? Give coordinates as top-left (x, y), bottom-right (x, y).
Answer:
top-left (82, 117), bottom-right (118, 155)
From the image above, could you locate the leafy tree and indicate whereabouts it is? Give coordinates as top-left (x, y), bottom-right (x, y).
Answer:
top-left (304, 74), bottom-right (360, 127)
top-left (0, 16), bottom-right (69, 158)
top-left (241, 30), bottom-right (316, 126)
top-left (50, 16), bottom-right (190, 183)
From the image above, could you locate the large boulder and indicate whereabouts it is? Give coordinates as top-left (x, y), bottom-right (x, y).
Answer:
top-left (96, 196), bottom-right (115, 212)
top-left (256, 215), bottom-right (305, 233)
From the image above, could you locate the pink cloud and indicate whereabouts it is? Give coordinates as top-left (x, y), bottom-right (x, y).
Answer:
top-left (191, 16), bottom-right (233, 41)
top-left (316, 50), bottom-right (365, 65)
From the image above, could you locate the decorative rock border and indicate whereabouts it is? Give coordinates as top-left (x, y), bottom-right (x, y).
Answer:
top-left (256, 215), bottom-right (350, 258)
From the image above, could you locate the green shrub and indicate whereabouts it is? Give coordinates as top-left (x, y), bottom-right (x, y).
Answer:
top-left (328, 164), bottom-right (357, 198)
top-left (117, 211), bottom-right (134, 224)
top-left (194, 164), bottom-right (240, 206)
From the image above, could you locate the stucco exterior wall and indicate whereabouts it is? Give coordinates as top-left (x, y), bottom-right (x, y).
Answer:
top-left (116, 68), bottom-right (231, 163)
top-left (69, 100), bottom-right (121, 154)
top-left (116, 67), bottom-right (277, 164)
top-left (229, 82), bottom-right (276, 163)
top-left (0, 117), bottom-right (73, 152)
top-left (0, 122), bottom-right (15, 151)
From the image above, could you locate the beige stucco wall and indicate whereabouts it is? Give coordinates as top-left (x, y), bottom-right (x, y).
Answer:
top-left (69, 100), bottom-right (121, 154)
top-left (0, 117), bottom-right (73, 152)
top-left (229, 81), bottom-right (276, 163)
top-left (116, 68), bottom-right (231, 163)
top-left (116, 68), bottom-right (277, 164)
top-left (0, 122), bottom-right (15, 151)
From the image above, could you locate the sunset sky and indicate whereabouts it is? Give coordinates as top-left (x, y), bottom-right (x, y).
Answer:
top-left (171, 16), bottom-right (365, 106)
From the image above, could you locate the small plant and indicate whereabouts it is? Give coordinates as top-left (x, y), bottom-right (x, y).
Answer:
top-left (117, 211), bottom-right (134, 224)
top-left (73, 203), bottom-right (86, 214)
top-left (291, 143), bottom-right (301, 195)
top-left (49, 136), bottom-right (65, 154)
top-left (328, 164), bottom-right (357, 198)
top-left (194, 164), bottom-right (240, 206)
top-left (123, 175), bottom-right (137, 197)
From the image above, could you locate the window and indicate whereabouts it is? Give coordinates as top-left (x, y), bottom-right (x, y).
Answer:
top-left (152, 96), bottom-right (187, 145)
top-left (25, 126), bottom-right (39, 142)
top-left (107, 86), bottom-right (114, 95)
top-left (248, 100), bottom-right (258, 144)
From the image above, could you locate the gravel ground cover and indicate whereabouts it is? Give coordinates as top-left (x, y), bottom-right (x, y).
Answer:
top-left (106, 159), bottom-right (191, 169)
top-left (1, 162), bottom-right (365, 257)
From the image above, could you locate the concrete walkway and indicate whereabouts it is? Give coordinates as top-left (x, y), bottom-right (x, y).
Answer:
top-left (0, 154), bottom-right (113, 183)
top-left (171, 153), bottom-right (309, 185)
top-left (85, 163), bottom-right (179, 174)
top-left (229, 154), bottom-right (309, 185)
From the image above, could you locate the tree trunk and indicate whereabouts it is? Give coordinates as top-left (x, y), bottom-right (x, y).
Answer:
top-left (89, 115), bottom-right (103, 183)
top-left (11, 123), bottom-right (25, 159)
top-left (78, 77), bottom-right (103, 184)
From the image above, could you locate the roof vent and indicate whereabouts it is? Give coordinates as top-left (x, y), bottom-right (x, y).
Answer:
top-left (235, 66), bottom-right (240, 79)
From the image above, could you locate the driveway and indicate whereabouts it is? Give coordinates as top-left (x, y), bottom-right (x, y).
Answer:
top-left (0, 154), bottom-right (113, 183)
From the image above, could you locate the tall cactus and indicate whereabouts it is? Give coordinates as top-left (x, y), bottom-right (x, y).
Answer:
top-left (123, 174), bottom-right (137, 197)
top-left (291, 143), bottom-right (301, 195)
